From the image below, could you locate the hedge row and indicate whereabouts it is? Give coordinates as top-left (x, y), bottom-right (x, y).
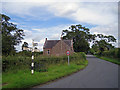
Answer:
top-left (101, 48), bottom-right (120, 58)
top-left (2, 52), bottom-right (86, 72)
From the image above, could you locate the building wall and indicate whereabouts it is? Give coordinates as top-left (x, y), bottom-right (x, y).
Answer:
top-left (43, 40), bottom-right (74, 56)
top-left (43, 48), bottom-right (52, 56)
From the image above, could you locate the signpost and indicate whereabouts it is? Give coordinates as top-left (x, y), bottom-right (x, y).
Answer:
top-left (66, 50), bottom-right (70, 65)
top-left (31, 40), bottom-right (38, 74)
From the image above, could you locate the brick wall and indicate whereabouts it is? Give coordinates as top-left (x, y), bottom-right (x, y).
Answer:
top-left (43, 48), bottom-right (52, 56)
top-left (43, 40), bottom-right (74, 56)
top-left (52, 40), bottom-right (74, 56)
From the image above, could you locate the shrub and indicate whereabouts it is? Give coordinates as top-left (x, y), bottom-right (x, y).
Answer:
top-left (89, 48), bottom-right (95, 55)
top-left (16, 51), bottom-right (32, 57)
top-left (2, 52), bottom-right (86, 72)
top-left (118, 48), bottom-right (120, 58)
top-left (101, 48), bottom-right (120, 58)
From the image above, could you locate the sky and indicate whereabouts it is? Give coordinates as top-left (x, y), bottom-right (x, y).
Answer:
top-left (1, 0), bottom-right (119, 51)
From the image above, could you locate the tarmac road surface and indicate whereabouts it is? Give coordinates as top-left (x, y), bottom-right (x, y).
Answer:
top-left (33, 55), bottom-right (118, 88)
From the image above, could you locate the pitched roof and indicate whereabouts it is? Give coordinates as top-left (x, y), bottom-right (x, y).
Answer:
top-left (43, 40), bottom-right (60, 49)
top-left (43, 40), bottom-right (72, 49)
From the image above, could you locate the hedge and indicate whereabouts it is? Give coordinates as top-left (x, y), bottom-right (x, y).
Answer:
top-left (2, 52), bottom-right (86, 72)
top-left (101, 48), bottom-right (120, 58)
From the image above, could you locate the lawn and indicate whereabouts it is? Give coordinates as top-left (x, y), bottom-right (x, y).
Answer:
top-left (2, 61), bottom-right (88, 88)
top-left (2, 52), bottom-right (88, 88)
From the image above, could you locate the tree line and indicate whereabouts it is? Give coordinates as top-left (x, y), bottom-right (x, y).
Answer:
top-left (1, 14), bottom-right (117, 56)
top-left (62, 24), bottom-right (116, 55)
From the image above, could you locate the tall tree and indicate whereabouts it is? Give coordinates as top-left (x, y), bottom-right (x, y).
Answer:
top-left (92, 34), bottom-right (116, 55)
top-left (1, 14), bottom-right (25, 55)
top-left (62, 24), bottom-right (95, 53)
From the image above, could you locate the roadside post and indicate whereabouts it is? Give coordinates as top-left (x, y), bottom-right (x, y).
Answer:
top-left (31, 40), bottom-right (38, 74)
top-left (31, 40), bottom-right (34, 74)
top-left (66, 50), bottom-right (70, 65)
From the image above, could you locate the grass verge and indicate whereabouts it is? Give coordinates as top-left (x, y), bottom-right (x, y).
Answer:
top-left (2, 60), bottom-right (88, 88)
top-left (95, 55), bottom-right (120, 65)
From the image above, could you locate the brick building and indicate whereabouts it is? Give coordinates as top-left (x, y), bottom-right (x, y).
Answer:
top-left (43, 38), bottom-right (74, 56)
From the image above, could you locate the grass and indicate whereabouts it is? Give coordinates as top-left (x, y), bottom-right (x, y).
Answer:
top-left (0, 73), bottom-right (2, 90)
top-left (2, 60), bottom-right (88, 88)
top-left (95, 55), bottom-right (120, 65)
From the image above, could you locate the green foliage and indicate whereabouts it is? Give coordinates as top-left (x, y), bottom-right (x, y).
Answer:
top-left (95, 55), bottom-right (120, 65)
top-left (94, 48), bottom-right (120, 65)
top-left (118, 48), bottom-right (120, 58)
top-left (62, 24), bottom-right (93, 53)
top-left (1, 14), bottom-right (24, 55)
top-left (101, 48), bottom-right (120, 58)
top-left (3, 60), bottom-right (88, 88)
top-left (2, 52), bottom-right (87, 88)
top-left (2, 52), bottom-right (86, 72)
top-left (16, 51), bottom-right (32, 56)
top-left (89, 48), bottom-right (95, 55)
top-left (92, 34), bottom-right (116, 55)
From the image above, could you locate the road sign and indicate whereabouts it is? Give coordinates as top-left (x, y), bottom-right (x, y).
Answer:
top-left (66, 50), bottom-right (70, 56)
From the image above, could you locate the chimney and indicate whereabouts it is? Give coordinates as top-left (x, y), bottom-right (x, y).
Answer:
top-left (46, 38), bottom-right (47, 41)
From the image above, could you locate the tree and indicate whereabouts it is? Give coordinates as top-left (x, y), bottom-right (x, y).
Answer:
top-left (22, 42), bottom-right (28, 50)
top-left (92, 34), bottom-right (116, 55)
top-left (1, 14), bottom-right (25, 55)
top-left (62, 24), bottom-right (95, 53)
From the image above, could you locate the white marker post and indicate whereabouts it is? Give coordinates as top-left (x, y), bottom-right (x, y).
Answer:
top-left (66, 50), bottom-right (70, 65)
top-left (31, 40), bottom-right (34, 74)
top-left (31, 40), bottom-right (38, 74)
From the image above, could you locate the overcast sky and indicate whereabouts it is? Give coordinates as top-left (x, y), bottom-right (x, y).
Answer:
top-left (1, 0), bottom-right (119, 51)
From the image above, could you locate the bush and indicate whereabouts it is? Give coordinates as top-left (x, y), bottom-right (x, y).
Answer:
top-left (101, 48), bottom-right (120, 58)
top-left (89, 48), bottom-right (95, 55)
top-left (2, 52), bottom-right (86, 72)
top-left (118, 48), bottom-right (120, 58)
top-left (16, 51), bottom-right (32, 57)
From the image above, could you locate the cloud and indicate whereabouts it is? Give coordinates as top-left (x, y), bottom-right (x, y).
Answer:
top-left (50, 33), bottom-right (60, 39)
top-left (90, 23), bottom-right (118, 37)
top-left (48, 2), bottom-right (118, 26)
top-left (3, 1), bottom-right (118, 51)
top-left (1, 0), bottom-right (120, 2)
top-left (9, 21), bottom-right (19, 25)
top-left (90, 23), bottom-right (118, 47)
top-left (2, 2), bottom-right (118, 26)
top-left (15, 24), bottom-right (70, 51)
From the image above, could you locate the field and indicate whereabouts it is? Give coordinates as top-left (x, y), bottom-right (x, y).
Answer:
top-left (2, 52), bottom-right (88, 88)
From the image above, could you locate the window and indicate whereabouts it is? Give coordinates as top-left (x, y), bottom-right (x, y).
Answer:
top-left (47, 50), bottom-right (50, 54)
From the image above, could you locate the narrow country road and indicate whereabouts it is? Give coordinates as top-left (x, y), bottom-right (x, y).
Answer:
top-left (33, 55), bottom-right (118, 88)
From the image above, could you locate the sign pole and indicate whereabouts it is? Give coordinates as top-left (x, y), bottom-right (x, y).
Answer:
top-left (66, 50), bottom-right (70, 65)
top-left (68, 55), bottom-right (69, 65)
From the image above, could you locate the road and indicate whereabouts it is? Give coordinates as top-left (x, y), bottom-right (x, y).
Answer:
top-left (33, 55), bottom-right (118, 88)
